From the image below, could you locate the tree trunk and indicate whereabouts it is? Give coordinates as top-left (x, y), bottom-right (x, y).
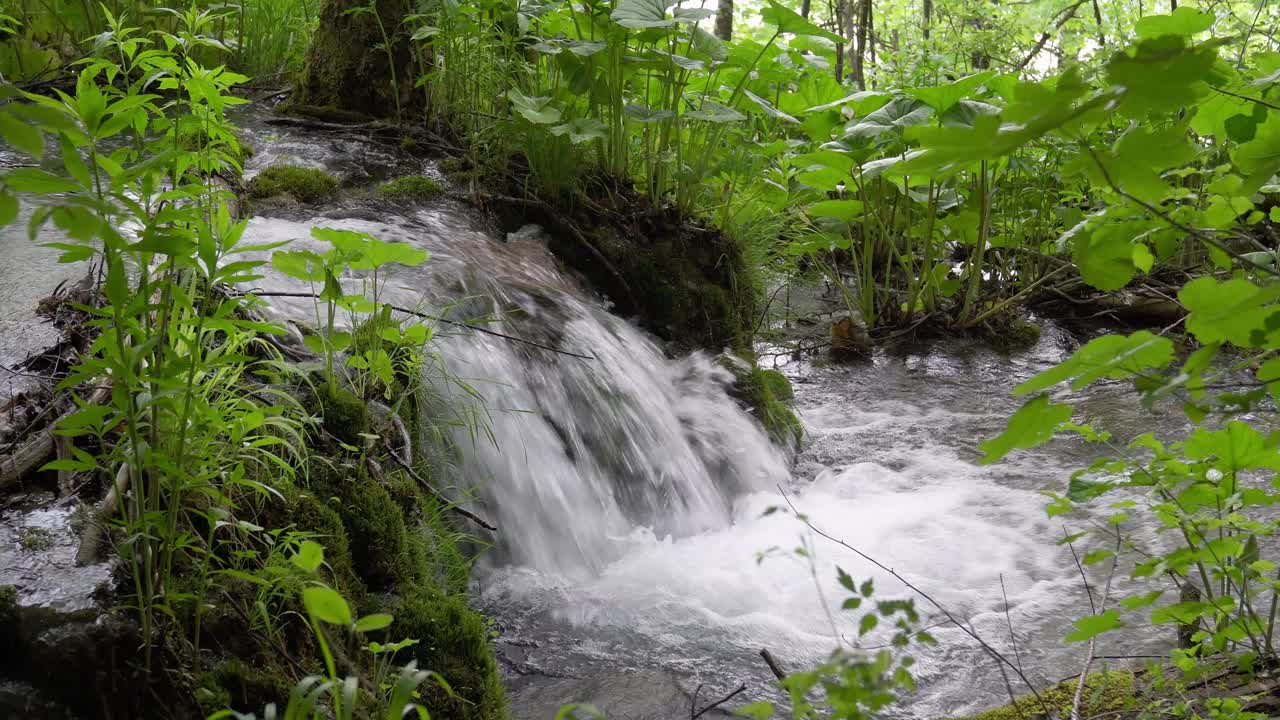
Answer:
top-left (292, 0), bottom-right (417, 118)
top-left (852, 0), bottom-right (869, 89)
top-left (801, 0), bottom-right (812, 18)
top-left (923, 0), bottom-right (932, 40)
top-left (715, 0), bottom-right (733, 41)
top-left (835, 0), bottom-right (851, 83)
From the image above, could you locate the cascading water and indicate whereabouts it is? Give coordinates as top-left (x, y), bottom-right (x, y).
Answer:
top-left (0, 108), bottom-right (1182, 720)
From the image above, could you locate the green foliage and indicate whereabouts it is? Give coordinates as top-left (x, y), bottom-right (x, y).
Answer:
top-left (248, 164), bottom-right (339, 203)
top-left (959, 671), bottom-right (1135, 720)
top-left (737, 365), bottom-right (803, 449)
top-left (377, 175), bottom-right (444, 203)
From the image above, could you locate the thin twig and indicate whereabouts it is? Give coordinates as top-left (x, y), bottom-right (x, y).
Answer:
top-left (779, 486), bottom-right (1053, 717)
top-left (230, 289), bottom-right (595, 360)
top-left (1000, 574), bottom-right (1026, 676)
top-left (385, 445), bottom-right (497, 532)
top-left (1070, 531), bottom-right (1122, 720)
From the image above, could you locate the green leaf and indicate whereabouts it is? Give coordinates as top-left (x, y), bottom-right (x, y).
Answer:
top-left (685, 101), bottom-right (745, 123)
top-left (611, 0), bottom-right (676, 28)
top-left (272, 249), bottom-right (326, 282)
top-left (1015, 331), bottom-right (1175, 395)
top-left (0, 190), bottom-right (16, 226)
top-left (858, 613), bottom-right (878, 636)
top-left (979, 394), bottom-right (1072, 464)
top-left (760, 0), bottom-right (844, 42)
top-left (624, 103), bottom-right (675, 123)
top-left (0, 111), bottom-right (44, 159)
top-left (1135, 8), bottom-right (1214, 39)
top-left (743, 90), bottom-right (799, 123)
top-left (3, 168), bottom-right (81, 194)
top-left (807, 200), bottom-right (863, 222)
top-left (1064, 609), bottom-right (1124, 642)
top-left (302, 586), bottom-right (353, 626)
top-left (292, 540), bottom-right (325, 572)
top-left (906, 72), bottom-right (994, 114)
top-left (354, 613), bottom-right (394, 632)
top-left (506, 89), bottom-right (562, 124)
top-left (845, 98), bottom-right (932, 138)
top-left (1178, 276), bottom-right (1280, 347)
top-left (550, 118), bottom-right (609, 144)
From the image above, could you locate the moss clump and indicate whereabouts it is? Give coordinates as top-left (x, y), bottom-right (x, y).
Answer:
top-left (377, 175), bottom-right (444, 203)
top-left (17, 527), bottom-right (54, 551)
top-left (198, 659), bottom-right (292, 716)
top-left (391, 589), bottom-right (507, 720)
top-left (289, 492), bottom-right (365, 600)
top-left (248, 164), bottom-right (338, 204)
top-left (959, 670), bottom-right (1135, 720)
top-left (308, 464), bottom-right (415, 591)
top-left (313, 382), bottom-right (370, 447)
top-left (732, 365), bottom-right (803, 449)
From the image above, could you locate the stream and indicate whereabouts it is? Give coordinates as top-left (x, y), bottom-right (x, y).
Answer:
top-left (0, 106), bottom-right (1189, 719)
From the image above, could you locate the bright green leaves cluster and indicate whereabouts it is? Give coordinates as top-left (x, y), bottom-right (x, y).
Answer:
top-left (979, 395), bottom-right (1073, 464)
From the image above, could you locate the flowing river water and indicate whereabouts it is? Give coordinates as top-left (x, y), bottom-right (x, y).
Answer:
top-left (0, 107), bottom-right (1189, 719)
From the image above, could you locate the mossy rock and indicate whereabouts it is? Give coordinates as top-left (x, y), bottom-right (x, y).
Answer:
top-left (390, 589), bottom-right (507, 720)
top-left (278, 102), bottom-right (374, 124)
top-left (723, 359), bottom-right (803, 449)
top-left (248, 164), bottom-right (338, 204)
top-left (292, 0), bottom-right (416, 118)
top-left (958, 670), bottom-right (1136, 720)
top-left (377, 175), bottom-right (444, 203)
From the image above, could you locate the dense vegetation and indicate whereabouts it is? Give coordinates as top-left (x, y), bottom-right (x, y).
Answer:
top-left (2, 0), bottom-right (1280, 718)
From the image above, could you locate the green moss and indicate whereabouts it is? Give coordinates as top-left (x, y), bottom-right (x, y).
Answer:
top-left (391, 589), bottom-right (507, 720)
top-left (308, 465), bottom-right (415, 591)
top-left (248, 164), bottom-right (338, 204)
top-left (17, 527), bottom-right (54, 551)
top-left (315, 382), bottom-right (370, 447)
top-left (291, 0), bottom-right (415, 118)
top-left (290, 492), bottom-right (365, 599)
top-left (198, 659), bottom-right (292, 716)
top-left (377, 175), bottom-right (444, 203)
top-left (279, 103), bottom-right (374, 124)
top-left (735, 366), bottom-right (803, 449)
top-left (958, 670), bottom-right (1136, 720)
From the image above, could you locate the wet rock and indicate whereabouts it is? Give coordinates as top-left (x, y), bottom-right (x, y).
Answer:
top-left (508, 669), bottom-right (736, 720)
top-left (830, 311), bottom-right (872, 359)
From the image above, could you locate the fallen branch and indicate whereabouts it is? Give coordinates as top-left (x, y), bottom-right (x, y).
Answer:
top-left (384, 446), bottom-right (497, 532)
top-left (691, 684), bottom-right (747, 719)
top-left (759, 648), bottom-right (788, 681)
top-left (76, 463), bottom-right (130, 566)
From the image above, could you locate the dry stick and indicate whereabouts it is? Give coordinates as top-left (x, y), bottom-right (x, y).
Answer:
top-left (690, 683), bottom-right (703, 720)
top-left (1000, 574), bottom-right (1026, 676)
top-left (1016, 0), bottom-right (1092, 70)
top-left (1070, 531), bottom-right (1122, 720)
top-left (1064, 527), bottom-right (1097, 615)
top-left (760, 648), bottom-right (788, 680)
top-left (691, 684), bottom-right (747, 719)
top-left (779, 486), bottom-right (1054, 717)
top-left (230, 289), bottom-right (596, 361)
top-left (384, 446), bottom-right (497, 532)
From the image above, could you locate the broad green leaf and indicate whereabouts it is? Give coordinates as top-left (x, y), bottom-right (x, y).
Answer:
top-left (1135, 8), bottom-right (1214, 39)
top-left (807, 200), bottom-right (863, 222)
top-left (272, 249), bottom-right (326, 282)
top-left (0, 190), bottom-right (16, 226)
top-left (1015, 331), bottom-right (1175, 395)
top-left (906, 71), bottom-right (994, 114)
top-left (3, 168), bottom-right (81, 194)
top-left (1069, 221), bottom-right (1138, 291)
top-left (743, 90), bottom-right (799, 123)
top-left (611, 0), bottom-right (676, 28)
top-left (292, 540), bottom-right (325, 572)
top-left (624, 104), bottom-right (674, 123)
top-left (1064, 609), bottom-right (1124, 642)
top-left (1184, 421), bottom-right (1280, 473)
top-left (685, 102), bottom-right (745, 123)
top-left (845, 99), bottom-right (932, 138)
top-left (302, 585), bottom-right (353, 626)
top-left (354, 613), bottom-right (394, 632)
top-left (550, 118), bottom-right (609, 144)
top-left (1178, 276), bottom-right (1280, 347)
top-left (760, 0), bottom-right (844, 42)
top-left (506, 89), bottom-right (562, 124)
top-left (979, 394), bottom-right (1072, 463)
top-left (0, 111), bottom-right (44, 159)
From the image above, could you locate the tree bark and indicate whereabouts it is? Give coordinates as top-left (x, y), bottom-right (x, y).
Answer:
top-left (922, 0), bottom-right (932, 40)
top-left (715, 0), bottom-right (733, 40)
top-left (292, 0), bottom-right (417, 118)
top-left (801, 0), bottom-right (812, 18)
top-left (852, 0), bottom-right (870, 89)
